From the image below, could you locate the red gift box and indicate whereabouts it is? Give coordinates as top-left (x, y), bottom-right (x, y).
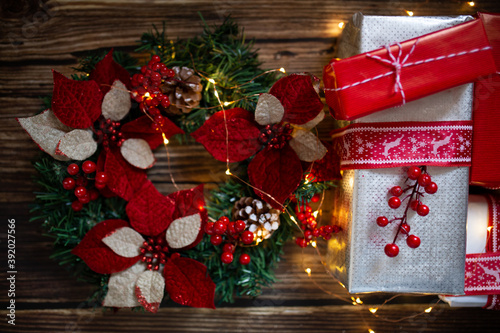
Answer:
top-left (324, 18), bottom-right (497, 121)
top-left (470, 13), bottom-right (500, 189)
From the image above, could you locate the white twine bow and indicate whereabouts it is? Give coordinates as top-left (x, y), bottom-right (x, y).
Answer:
top-left (365, 39), bottom-right (420, 105)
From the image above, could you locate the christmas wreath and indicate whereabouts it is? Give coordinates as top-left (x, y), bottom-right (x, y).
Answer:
top-left (20, 17), bottom-right (341, 312)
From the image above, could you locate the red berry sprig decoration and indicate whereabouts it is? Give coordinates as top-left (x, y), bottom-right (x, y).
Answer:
top-left (62, 161), bottom-right (108, 211)
top-left (130, 55), bottom-right (176, 131)
top-left (204, 216), bottom-right (252, 265)
top-left (294, 203), bottom-right (340, 248)
top-left (377, 166), bottom-right (438, 257)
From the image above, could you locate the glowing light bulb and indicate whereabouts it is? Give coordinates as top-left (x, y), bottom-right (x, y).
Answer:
top-left (208, 78), bottom-right (216, 84)
top-left (369, 307), bottom-right (378, 314)
top-left (311, 241), bottom-right (317, 248)
top-left (214, 89), bottom-right (219, 98)
top-left (355, 297), bottom-right (363, 304)
top-left (487, 226), bottom-right (493, 232)
top-left (468, 1), bottom-right (475, 6)
top-left (424, 307), bottom-right (433, 313)
top-left (223, 101), bottom-right (231, 106)
top-left (338, 22), bottom-right (345, 29)
top-left (225, 169), bottom-right (232, 175)
top-left (339, 282), bottom-right (346, 288)
top-left (312, 211), bottom-right (319, 218)
top-left (406, 10), bottom-right (414, 16)
top-left (144, 92), bottom-right (151, 98)
top-left (305, 268), bottom-right (311, 276)
top-left (279, 67), bottom-right (286, 73)
top-left (368, 329), bottom-right (375, 333)
top-left (162, 133), bottom-right (169, 145)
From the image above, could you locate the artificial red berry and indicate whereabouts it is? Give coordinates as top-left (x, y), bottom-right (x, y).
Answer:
top-left (241, 231), bottom-right (255, 245)
top-left (425, 182), bottom-right (438, 194)
top-left (388, 197), bottom-right (401, 209)
top-left (235, 220), bottom-right (246, 233)
top-left (311, 194), bottom-right (320, 203)
top-left (297, 212), bottom-right (305, 221)
top-left (390, 186), bottom-right (403, 197)
top-left (151, 55), bottom-right (161, 63)
top-left (304, 229), bottom-right (313, 240)
top-left (227, 222), bottom-right (236, 235)
top-left (376, 216), bottom-right (389, 227)
top-left (62, 177), bottom-right (75, 190)
top-left (323, 234), bottom-right (332, 240)
top-left (213, 221), bottom-right (227, 235)
top-left (417, 204), bottom-right (429, 216)
top-left (239, 253), bottom-right (251, 265)
top-left (74, 186), bottom-right (87, 198)
top-left (67, 163), bottom-right (79, 176)
top-left (410, 200), bottom-right (420, 211)
top-left (223, 243), bottom-right (235, 253)
top-left (95, 172), bottom-right (108, 184)
top-left (295, 237), bottom-right (308, 248)
top-left (417, 174), bottom-right (431, 187)
top-left (219, 216), bottom-right (230, 224)
top-left (384, 243), bottom-right (399, 257)
top-left (407, 166), bottom-right (422, 180)
top-left (312, 229), bottom-right (320, 237)
top-left (323, 225), bottom-right (334, 234)
top-left (82, 160), bottom-right (96, 174)
top-left (406, 235), bottom-right (421, 248)
top-left (71, 200), bottom-right (83, 212)
top-left (79, 193), bottom-right (90, 204)
top-left (204, 222), bottom-right (214, 235)
top-left (221, 252), bottom-right (233, 264)
top-left (210, 234), bottom-right (223, 246)
top-left (400, 223), bottom-right (410, 234)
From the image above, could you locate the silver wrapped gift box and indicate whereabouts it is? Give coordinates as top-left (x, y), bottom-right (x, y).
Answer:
top-left (327, 13), bottom-right (473, 294)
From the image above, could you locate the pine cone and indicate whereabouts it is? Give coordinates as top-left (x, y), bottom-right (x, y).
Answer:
top-left (161, 66), bottom-right (202, 114)
top-left (232, 197), bottom-right (280, 239)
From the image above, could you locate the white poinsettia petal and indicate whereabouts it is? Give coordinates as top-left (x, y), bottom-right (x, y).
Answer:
top-left (165, 213), bottom-right (201, 249)
top-left (103, 262), bottom-right (144, 308)
top-left (300, 110), bottom-right (325, 130)
top-left (56, 129), bottom-right (97, 161)
top-left (135, 269), bottom-right (165, 313)
top-left (101, 80), bottom-right (131, 121)
top-left (102, 227), bottom-right (144, 258)
top-left (289, 129), bottom-right (327, 162)
top-left (254, 93), bottom-right (284, 125)
top-left (120, 138), bottom-right (156, 169)
top-left (17, 109), bottom-right (72, 161)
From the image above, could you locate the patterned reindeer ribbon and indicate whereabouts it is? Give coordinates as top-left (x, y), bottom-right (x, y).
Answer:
top-left (465, 194), bottom-right (500, 307)
top-left (331, 121), bottom-right (473, 169)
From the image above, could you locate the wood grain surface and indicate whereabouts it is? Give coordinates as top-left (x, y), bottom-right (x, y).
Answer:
top-left (2, 1), bottom-right (500, 332)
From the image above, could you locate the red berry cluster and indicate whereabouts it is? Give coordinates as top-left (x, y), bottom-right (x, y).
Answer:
top-left (95, 118), bottom-right (125, 150)
top-left (204, 216), bottom-right (253, 265)
top-left (140, 235), bottom-right (169, 271)
top-left (130, 55), bottom-right (176, 131)
top-left (294, 202), bottom-right (339, 248)
top-left (377, 166), bottom-right (438, 257)
top-left (63, 161), bottom-right (108, 212)
top-left (258, 123), bottom-right (293, 149)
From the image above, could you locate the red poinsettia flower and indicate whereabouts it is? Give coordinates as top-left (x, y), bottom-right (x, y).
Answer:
top-left (192, 74), bottom-right (327, 208)
top-left (17, 51), bottom-right (184, 200)
top-left (71, 182), bottom-right (215, 312)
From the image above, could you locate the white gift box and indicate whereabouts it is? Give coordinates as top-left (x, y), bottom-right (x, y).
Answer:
top-left (326, 13), bottom-right (473, 294)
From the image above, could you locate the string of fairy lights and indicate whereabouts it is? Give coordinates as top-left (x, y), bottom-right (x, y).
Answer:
top-left (133, 1), bottom-right (485, 330)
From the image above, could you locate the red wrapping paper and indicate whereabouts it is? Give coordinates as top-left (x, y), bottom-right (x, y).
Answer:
top-left (324, 18), bottom-right (497, 121)
top-left (471, 13), bottom-right (500, 189)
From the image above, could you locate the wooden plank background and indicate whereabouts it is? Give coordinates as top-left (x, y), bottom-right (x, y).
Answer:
top-left (2, 0), bottom-right (500, 332)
